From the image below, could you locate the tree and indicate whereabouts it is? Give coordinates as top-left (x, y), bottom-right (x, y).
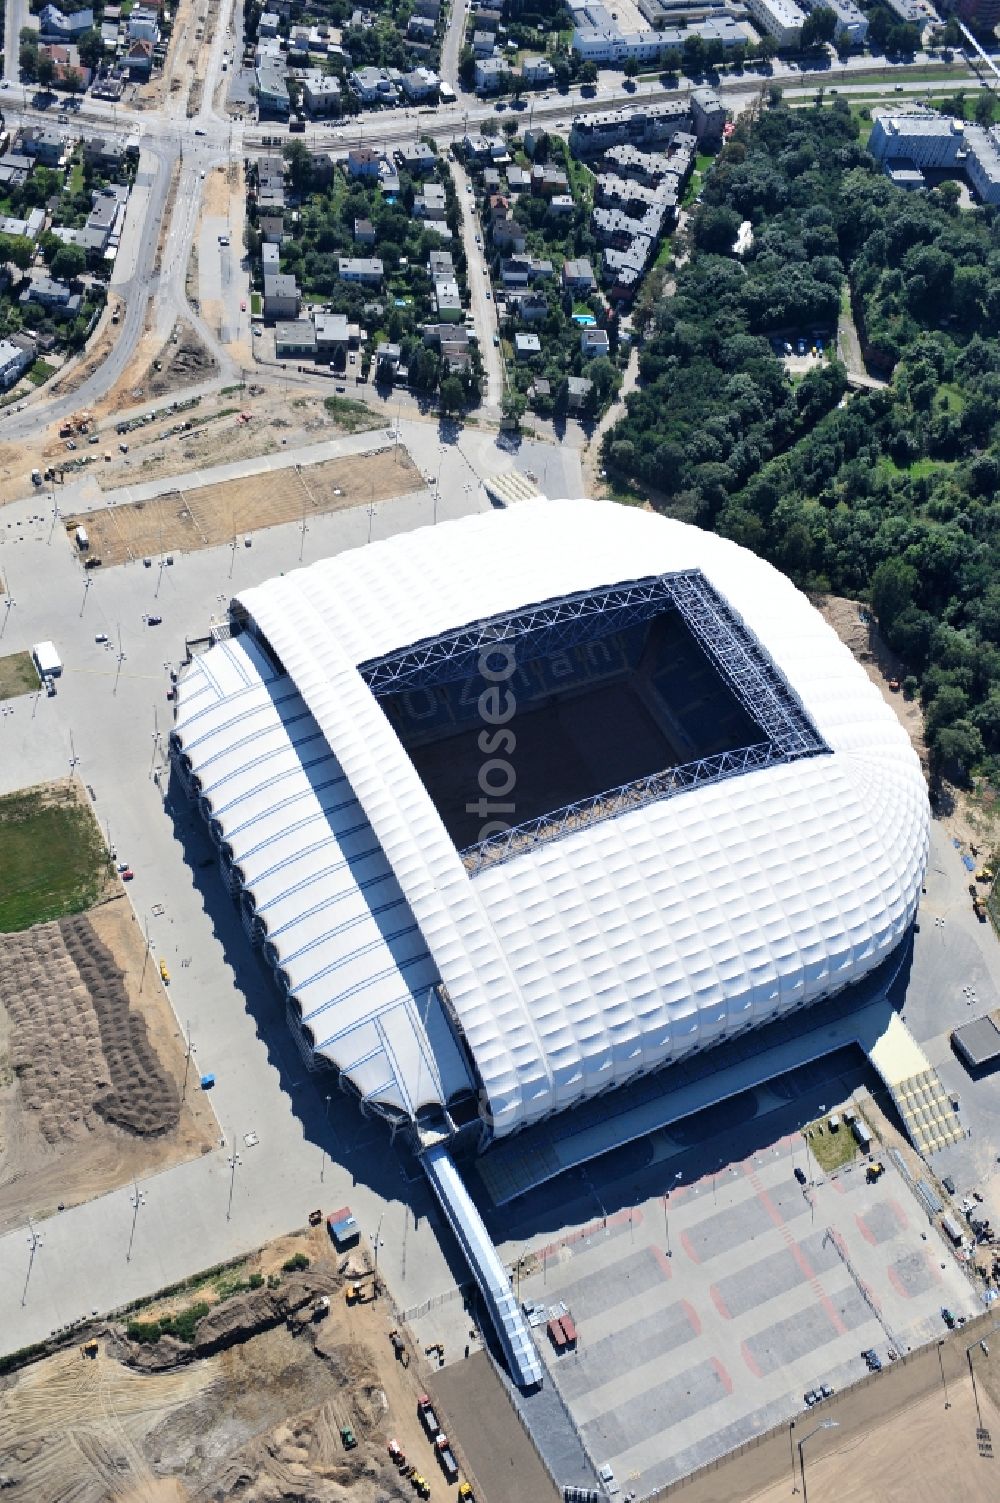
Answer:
top-left (932, 720), bottom-right (983, 782)
top-left (801, 7), bottom-right (837, 49)
top-left (77, 28), bottom-right (103, 70)
top-left (37, 52), bottom-right (55, 86)
top-left (502, 390), bottom-right (526, 426)
top-left (871, 557), bottom-right (917, 631)
top-left (439, 376), bottom-right (465, 414)
top-left (51, 243), bottom-right (87, 281)
top-left (284, 139), bottom-right (313, 194)
top-left (61, 68), bottom-right (84, 94)
top-left (694, 205), bottom-right (741, 253)
top-left (19, 41), bottom-right (39, 79)
top-left (0, 233), bottom-right (33, 271)
top-left (682, 35), bottom-right (706, 76)
top-left (579, 60), bottom-right (598, 83)
top-left (974, 91), bottom-right (995, 128)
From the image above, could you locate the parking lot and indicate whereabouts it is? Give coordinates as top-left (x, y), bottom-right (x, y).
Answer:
top-left (514, 1128), bottom-right (980, 1499)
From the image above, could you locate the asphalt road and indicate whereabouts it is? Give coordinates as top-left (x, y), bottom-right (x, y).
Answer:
top-left (451, 157), bottom-right (503, 410)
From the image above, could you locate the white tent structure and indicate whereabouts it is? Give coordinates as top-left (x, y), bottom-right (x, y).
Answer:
top-left (172, 497), bottom-right (929, 1391)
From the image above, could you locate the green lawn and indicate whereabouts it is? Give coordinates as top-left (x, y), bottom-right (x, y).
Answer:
top-left (0, 651), bottom-right (39, 701)
top-left (805, 1117), bottom-right (859, 1173)
top-left (877, 455), bottom-right (957, 481)
top-left (251, 292), bottom-right (262, 316)
top-left (936, 382), bottom-right (966, 415)
top-left (26, 359), bottom-right (56, 387)
top-left (0, 783), bottom-right (114, 933)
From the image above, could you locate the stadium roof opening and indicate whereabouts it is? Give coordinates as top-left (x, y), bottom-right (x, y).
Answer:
top-left (364, 570), bottom-right (828, 870)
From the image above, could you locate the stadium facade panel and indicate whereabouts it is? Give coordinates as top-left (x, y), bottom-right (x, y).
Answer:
top-left (172, 500), bottom-right (929, 1146)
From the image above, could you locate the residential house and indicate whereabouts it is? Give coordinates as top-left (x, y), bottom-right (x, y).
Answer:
top-left (529, 377), bottom-right (550, 408)
top-left (493, 219), bottom-right (527, 253)
top-left (306, 151), bottom-right (335, 188)
top-left (581, 327), bottom-right (610, 357)
top-left (0, 207), bottom-right (45, 241)
top-left (482, 167), bottom-right (501, 192)
top-left (428, 250), bottom-right (454, 277)
top-left (301, 73), bottom-right (342, 114)
top-left (562, 258), bottom-right (596, 293)
top-left (256, 55), bottom-right (290, 115)
top-left (515, 333), bottom-right (541, 360)
top-left (262, 242), bottom-right (280, 272)
top-left (349, 67), bottom-right (402, 105)
top-left (0, 336), bottom-right (35, 390)
top-left (406, 14), bottom-right (436, 40)
top-left (20, 276), bottom-right (81, 317)
top-left (258, 10), bottom-right (281, 35)
top-left (38, 5), bottom-right (93, 39)
top-left (258, 213), bottom-right (286, 244)
top-left (520, 56), bottom-right (555, 85)
top-left (347, 146), bottom-right (382, 180)
top-left (19, 129), bottom-right (65, 167)
top-left (413, 0), bottom-right (441, 15)
top-left (274, 319), bottom-right (317, 358)
top-left (434, 277), bottom-right (462, 319)
top-left (263, 272), bottom-right (301, 319)
top-left (0, 154), bottom-right (32, 188)
top-left (486, 192), bottom-right (510, 225)
top-left (315, 311), bottom-right (351, 356)
top-left (376, 341), bottom-right (401, 375)
top-left (475, 58), bottom-right (505, 91)
top-left (472, 29), bottom-right (496, 55)
top-left (397, 142), bottom-right (437, 174)
top-left (83, 136), bottom-right (126, 172)
top-left (40, 45), bottom-right (92, 88)
top-left (549, 194), bottom-right (574, 215)
top-left (567, 375), bottom-right (593, 413)
top-left (414, 182), bottom-right (447, 218)
top-left (126, 4), bottom-right (159, 43)
top-left (507, 290), bottom-right (549, 322)
top-left (339, 257), bottom-right (384, 284)
top-left (423, 219), bottom-right (451, 240)
top-left (506, 165), bottom-right (530, 192)
top-left (354, 217), bottom-right (376, 245)
top-left (690, 87), bottom-right (727, 143)
top-left (531, 164), bottom-right (570, 197)
top-left (400, 68), bottom-right (439, 102)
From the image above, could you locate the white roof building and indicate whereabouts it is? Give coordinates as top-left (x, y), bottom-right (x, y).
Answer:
top-left (172, 500), bottom-right (928, 1143)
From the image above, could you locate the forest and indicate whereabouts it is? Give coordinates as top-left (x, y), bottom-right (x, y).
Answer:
top-left (603, 97), bottom-right (1000, 786)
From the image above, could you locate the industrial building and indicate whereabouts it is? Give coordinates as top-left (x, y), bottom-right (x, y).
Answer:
top-left (869, 110), bottom-right (1000, 205)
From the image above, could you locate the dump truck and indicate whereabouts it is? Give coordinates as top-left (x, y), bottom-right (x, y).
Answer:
top-left (458, 1486), bottom-right (476, 1502)
top-left (81, 1339), bottom-right (98, 1358)
top-left (417, 1395), bottom-right (440, 1439)
top-left (340, 1425), bottom-right (358, 1451)
top-left (435, 1435), bottom-right (459, 1483)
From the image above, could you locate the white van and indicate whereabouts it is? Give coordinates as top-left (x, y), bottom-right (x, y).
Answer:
top-left (75, 525), bottom-right (89, 550)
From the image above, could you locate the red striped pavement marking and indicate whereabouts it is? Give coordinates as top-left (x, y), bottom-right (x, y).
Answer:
top-left (682, 1299), bottom-right (702, 1336)
top-left (855, 1214), bottom-right (877, 1246)
top-left (649, 1246), bottom-right (674, 1279)
top-left (750, 1170), bottom-right (848, 1337)
top-left (709, 1284), bottom-right (732, 1319)
top-left (887, 1266), bottom-right (912, 1299)
top-left (889, 1199), bottom-right (909, 1230)
top-left (680, 1230), bottom-right (701, 1264)
top-left (712, 1356), bottom-right (734, 1394)
top-left (741, 1340), bottom-right (763, 1378)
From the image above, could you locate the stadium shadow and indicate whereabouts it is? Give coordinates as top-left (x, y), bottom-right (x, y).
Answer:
top-left (160, 767), bottom-right (474, 1295)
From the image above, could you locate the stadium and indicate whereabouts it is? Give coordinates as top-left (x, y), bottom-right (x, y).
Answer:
top-left (170, 497), bottom-right (930, 1388)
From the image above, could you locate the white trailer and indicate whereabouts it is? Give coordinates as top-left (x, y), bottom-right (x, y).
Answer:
top-left (32, 640), bottom-right (63, 678)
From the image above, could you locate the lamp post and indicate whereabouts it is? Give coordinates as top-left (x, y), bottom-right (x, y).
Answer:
top-left (798, 1418), bottom-right (839, 1503)
top-left (126, 1180), bottom-right (147, 1262)
top-left (662, 1194), bottom-right (671, 1257)
top-left (789, 1419), bottom-right (798, 1493)
top-left (373, 1208), bottom-right (386, 1298)
top-left (226, 1142), bottom-right (242, 1221)
top-left (320, 1093), bottom-right (332, 1183)
top-left (22, 1218), bottom-right (43, 1306)
top-left (937, 1339), bottom-right (952, 1410)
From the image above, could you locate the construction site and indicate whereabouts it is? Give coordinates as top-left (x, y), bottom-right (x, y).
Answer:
top-left (0, 1224), bottom-right (486, 1503)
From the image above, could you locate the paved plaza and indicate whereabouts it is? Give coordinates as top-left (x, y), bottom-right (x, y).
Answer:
top-left (513, 1133), bottom-right (980, 1499)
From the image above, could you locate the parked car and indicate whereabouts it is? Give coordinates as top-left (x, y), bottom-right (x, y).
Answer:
top-left (794, 1166), bottom-right (807, 1185)
top-left (942, 1307), bottom-right (957, 1329)
top-left (146, 614), bottom-right (162, 626)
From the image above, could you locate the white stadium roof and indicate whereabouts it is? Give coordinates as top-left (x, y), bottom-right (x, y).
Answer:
top-left (174, 499), bottom-right (929, 1142)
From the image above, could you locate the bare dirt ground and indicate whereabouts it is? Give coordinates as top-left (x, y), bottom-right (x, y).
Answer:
top-left (63, 445), bottom-right (421, 566)
top-left (0, 1227), bottom-right (474, 1503)
top-left (0, 894), bottom-right (217, 1234)
top-left (674, 1323), bottom-right (1000, 1503)
top-left (433, 1351), bottom-right (560, 1503)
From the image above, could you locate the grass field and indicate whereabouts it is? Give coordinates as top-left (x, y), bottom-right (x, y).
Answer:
top-left (0, 782), bottom-right (114, 933)
top-left (323, 394), bottom-right (381, 433)
top-left (805, 1116), bottom-right (859, 1172)
top-left (0, 651), bottom-right (39, 701)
